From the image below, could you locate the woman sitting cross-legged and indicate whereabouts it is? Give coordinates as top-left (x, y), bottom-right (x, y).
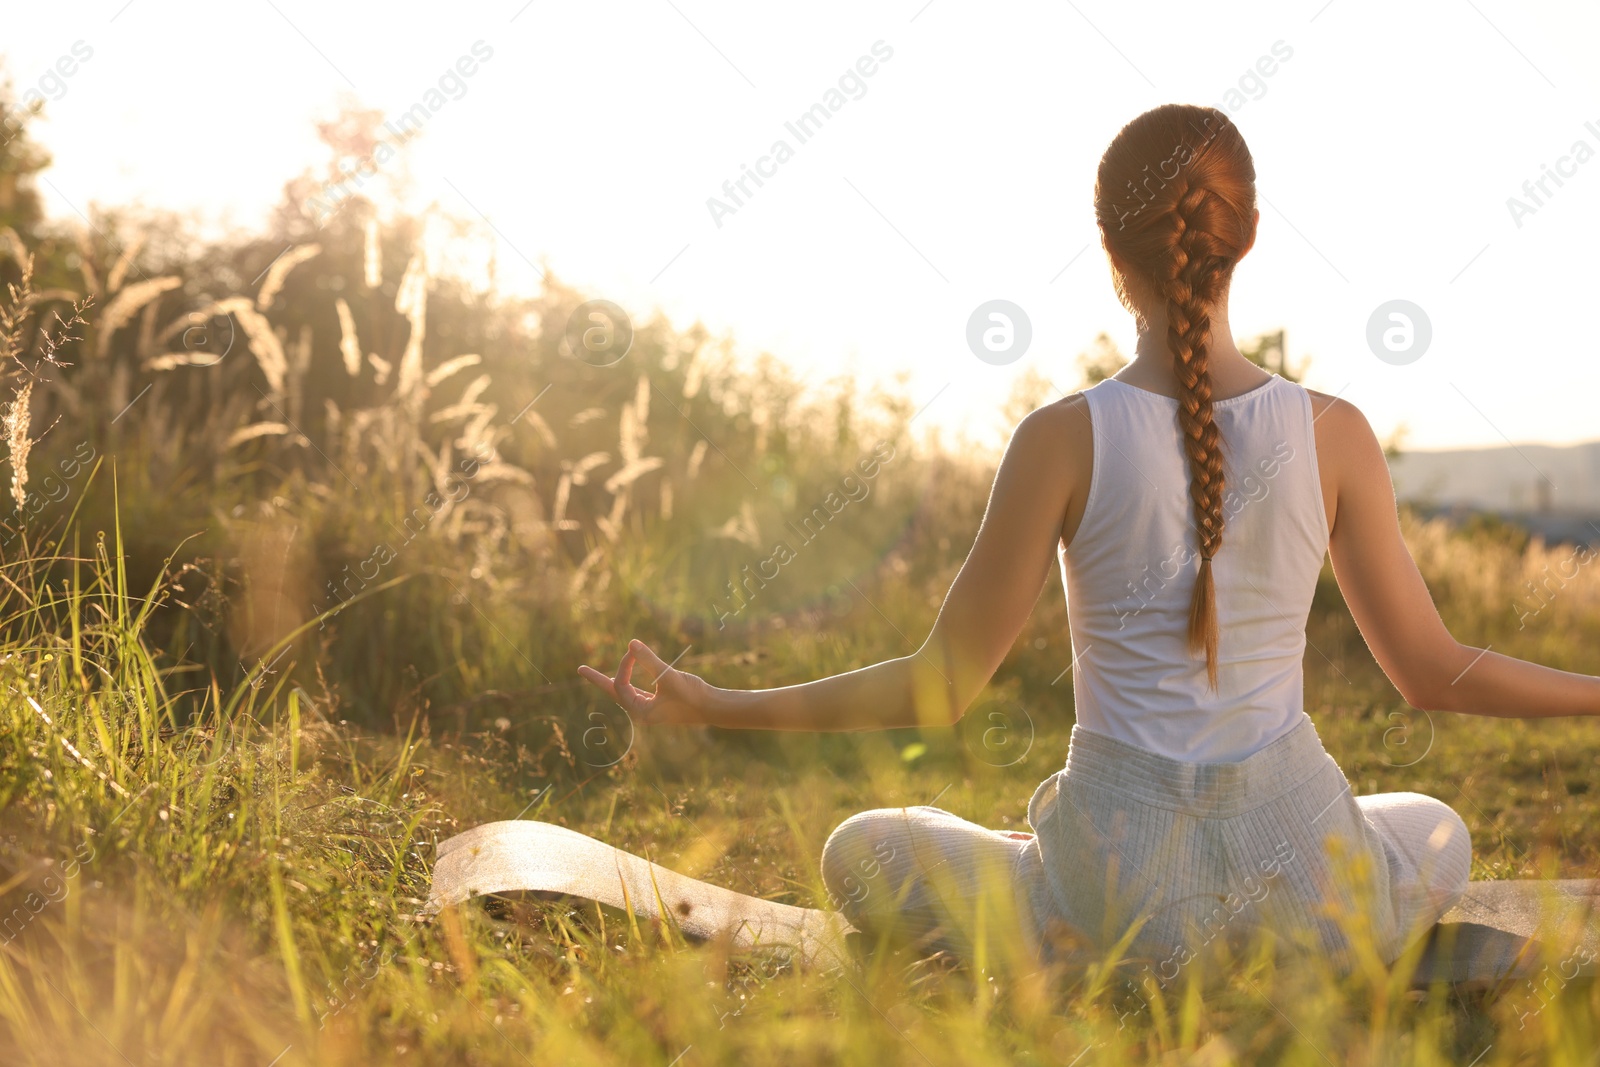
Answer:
top-left (580, 103), bottom-right (1600, 979)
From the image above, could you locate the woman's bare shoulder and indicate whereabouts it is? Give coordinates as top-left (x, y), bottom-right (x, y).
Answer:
top-left (1304, 387), bottom-right (1375, 438)
top-left (1304, 387), bottom-right (1386, 484)
top-left (1028, 389), bottom-right (1093, 438)
top-left (1007, 391), bottom-right (1094, 499)
top-left (1006, 390), bottom-right (1092, 469)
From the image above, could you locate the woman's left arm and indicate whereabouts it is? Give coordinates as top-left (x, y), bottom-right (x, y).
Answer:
top-left (579, 399), bottom-right (1087, 731)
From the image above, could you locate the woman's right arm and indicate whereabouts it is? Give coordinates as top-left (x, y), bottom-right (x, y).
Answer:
top-left (1318, 394), bottom-right (1600, 718)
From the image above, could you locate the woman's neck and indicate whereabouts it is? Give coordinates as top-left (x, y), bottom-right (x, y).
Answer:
top-left (1113, 303), bottom-right (1272, 401)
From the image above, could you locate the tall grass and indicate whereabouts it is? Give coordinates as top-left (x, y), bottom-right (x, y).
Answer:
top-left (4, 496), bottom-right (1600, 1065)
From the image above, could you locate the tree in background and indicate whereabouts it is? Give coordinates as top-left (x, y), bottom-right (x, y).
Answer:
top-left (1073, 332), bottom-right (1125, 386)
top-left (0, 84), bottom-right (49, 242)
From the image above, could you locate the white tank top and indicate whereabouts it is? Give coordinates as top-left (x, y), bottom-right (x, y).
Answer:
top-left (1061, 372), bottom-right (1330, 762)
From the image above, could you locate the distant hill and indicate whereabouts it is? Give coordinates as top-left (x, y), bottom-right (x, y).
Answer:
top-left (1389, 440), bottom-right (1600, 511)
top-left (1388, 440), bottom-right (1600, 547)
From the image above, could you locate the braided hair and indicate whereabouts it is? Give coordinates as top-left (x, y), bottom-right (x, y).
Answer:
top-left (1093, 105), bottom-right (1258, 690)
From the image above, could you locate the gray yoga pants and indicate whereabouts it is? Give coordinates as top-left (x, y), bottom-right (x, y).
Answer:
top-left (820, 716), bottom-right (1471, 970)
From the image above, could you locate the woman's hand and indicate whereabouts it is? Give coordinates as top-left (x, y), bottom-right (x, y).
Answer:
top-left (578, 639), bottom-right (712, 726)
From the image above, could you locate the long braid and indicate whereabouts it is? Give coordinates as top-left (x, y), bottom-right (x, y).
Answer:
top-left (1163, 183), bottom-right (1229, 689)
top-left (1093, 105), bottom-right (1257, 693)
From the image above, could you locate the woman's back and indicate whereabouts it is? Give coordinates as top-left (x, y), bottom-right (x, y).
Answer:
top-left (1063, 372), bottom-right (1329, 762)
top-left (585, 100), bottom-right (1597, 980)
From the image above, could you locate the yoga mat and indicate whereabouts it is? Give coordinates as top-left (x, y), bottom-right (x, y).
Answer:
top-left (1408, 878), bottom-right (1600, 989)
top-left (428, 821), bottom-right (1600, 988)
top-left (426, 820), bottom-right (855, 968)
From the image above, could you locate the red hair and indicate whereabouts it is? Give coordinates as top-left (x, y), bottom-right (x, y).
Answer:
top-left (1093, 105), bottom-right (1258, 690)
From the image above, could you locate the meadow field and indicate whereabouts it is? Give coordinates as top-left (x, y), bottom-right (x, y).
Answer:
top-left (2, 106), bottom-right (1600, 1066)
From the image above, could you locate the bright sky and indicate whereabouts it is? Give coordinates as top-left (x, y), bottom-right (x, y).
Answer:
top-left (6, 0), bottom-right (1598, 453)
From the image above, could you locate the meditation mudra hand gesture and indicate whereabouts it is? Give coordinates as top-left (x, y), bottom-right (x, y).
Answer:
top-left (579, 639), bottom-right (711, 727)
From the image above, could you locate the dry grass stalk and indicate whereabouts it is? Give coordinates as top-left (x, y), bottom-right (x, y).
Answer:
top-left (471, 462), bottom-right (536, 487)
top-left (364, 218), bottom-right (383, 288)
top-left (368, 352), bottom-right (393, 385)
top-left (22, 287), bottom-right (81, 308)
top-left (7, 378), bottom-right (32, 507)
top-left (425, 354), bottom-right (481, 388)
top-left (287, 322), bottom-right (313, 422)
top-left (0, 226), bottom-right (27, 267)
top-left (105, 232), bottom-right (147, 293)
top-left (429, 374), bottom-right (491, 424)
top-left (619, 377), bottom-right (648, 465)
top-left (335, 297), bottom-right (363, 376)
top-left (456, 404), bottom-right (497, 457)
top-left (568, 544), bottom-right (605, 596)
top-left (398, 321), bottom-right (427, 397)
top-left (567, 452), bottom-right (611, 486)
top-left (551, 472), bottom-right (575, 529)
top-left (685, 439), bottom-right (708, 480)
top-left (603, 458), bottom-right (663, 495)
top-left (596, 489), bottom-right (629, 543)
top-left (227, 422), bottom-right (291, 448)
top-left (256, 244), bottom-right (321, 311)
top-left (95, 276), bottom-right (182, 357)
top-left (711, 499), bottom-right (761, 547)
top-left (394, 252), bottom-right (429, 401)
top-left (135, 297), bottom-right (161, 358)
top-left (152, 296), bottom-right (286, 395)
top-left (519, 407), bottom-right (557, 450)
top-left (74, 228), bottom-right (99, 294)
top-left (143, 351), bottom-right (216, 371)
top-left (681, 346), bottom-right (706, 398)
top-left (0, 255), bottom-right (88, 510)
top-left (220, 297), bottom-right (288, 396)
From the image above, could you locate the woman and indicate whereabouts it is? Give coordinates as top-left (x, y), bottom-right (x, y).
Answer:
top-left (579, 104), bottom-right (1600, 976)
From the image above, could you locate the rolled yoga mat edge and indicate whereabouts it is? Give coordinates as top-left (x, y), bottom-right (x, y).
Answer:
top-left (426, 820), bottom-right (855, 968)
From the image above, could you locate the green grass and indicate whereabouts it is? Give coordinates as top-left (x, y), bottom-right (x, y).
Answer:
top-left (2, 490), bottom-right (1599, 1066)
